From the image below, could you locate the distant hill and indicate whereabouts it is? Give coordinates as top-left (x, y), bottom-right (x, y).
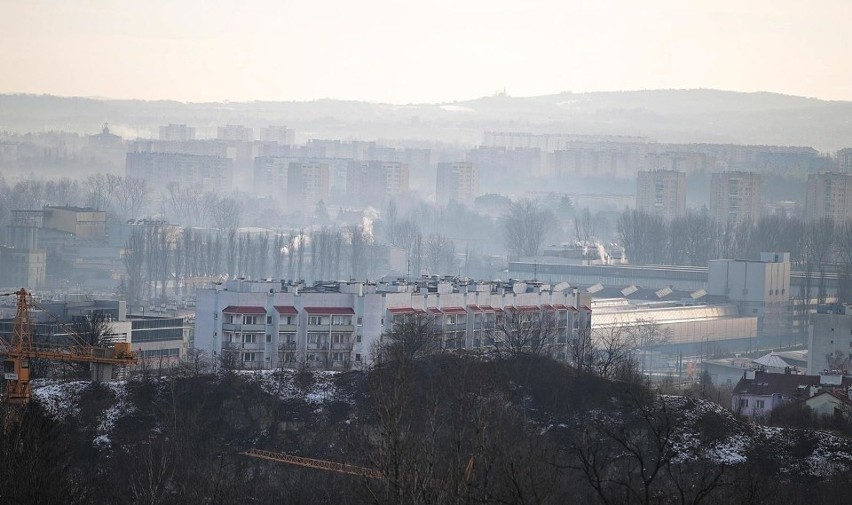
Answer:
top-left (1, 89), bottom-right (851, 151)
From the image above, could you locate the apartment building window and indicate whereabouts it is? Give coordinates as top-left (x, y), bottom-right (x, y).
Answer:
top-left (280, 316), bottom-right (294, 325)
top-left (332, 315), bottom-right (352, 325)
top-left (356, 335), bottom-right (362, 343)
top-left (739, 399), bottom-right (749, 408)
top-left (309, 333), bottom-right (327, 344)
top-left (331, 333), bottom-right (349, 344)
top-left (331, 352), bottom-right (347, 362)
top-left (266, 316), bottom-right (272, 324)
top-left (243, 334), bottom-right (258, 344)
top-left (266, 334), bottom-right (272, 343)
top-left (223, 332), bottom-right (234, 343)
top-left (355, 353), bottom-right (362, 362)
top-left (755, 400), bottom-right (765, 409)
top-left (243, 315), bottom-right (259, 325)
top-left (309, 316), bottom-right (329, 326)
top-left (279, 332), bottom-right (296, 343)
top-left (242, 352), bottom-right (258, 362)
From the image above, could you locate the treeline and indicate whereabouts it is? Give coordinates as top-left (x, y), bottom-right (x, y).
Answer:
top-left (5, 354), bottom-right (852, 505)
top-left (619, 209), bottom-right (852, 274)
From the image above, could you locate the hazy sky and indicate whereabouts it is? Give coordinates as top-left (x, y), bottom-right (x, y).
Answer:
top-left (1, 0), bottom-right (850, 103)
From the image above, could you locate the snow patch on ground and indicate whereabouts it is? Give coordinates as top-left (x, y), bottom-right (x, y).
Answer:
top-left (94, 382), bottom-right (135, 449)
top-left (236, 369), bottom-right (349, 404)
top-left (31, 379), bottom-right (89, 420)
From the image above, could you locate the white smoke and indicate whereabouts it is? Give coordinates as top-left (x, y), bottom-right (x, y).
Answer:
top-left (361, 206), bottom-right (378, 244)
top-left (595, 241), bottom-right (609, 265)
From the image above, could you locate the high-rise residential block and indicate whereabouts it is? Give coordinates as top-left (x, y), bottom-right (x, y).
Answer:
top-left (710, 171), bottom-right (761, 226)
top-left (635, 170), bottom-right (686, 221)
top-left (436, 162), bottom-right (479, 206)
top-left (805, 172), bottom-right (852, 222)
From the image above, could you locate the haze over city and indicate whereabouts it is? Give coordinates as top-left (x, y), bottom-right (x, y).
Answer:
top-left (2, 0), bottom-right (852, 103)
top-left (4, 1), bottom-right (852, 504)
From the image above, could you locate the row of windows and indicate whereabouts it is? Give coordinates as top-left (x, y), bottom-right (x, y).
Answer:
top-left (140, 348), bottom-right (180, 358)
top-left (224, 314), bottom-right (352, 326)
top-left (738, 399), bottom-right (765, 409)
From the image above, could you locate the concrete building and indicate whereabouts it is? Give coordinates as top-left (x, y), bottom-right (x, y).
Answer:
top-left (1, 210), bottom-right (46, 289)
top-left (346, 161), bottom-right (410, 206)
top-left (260, 125), bottom-right (296, 145)
top-left (159, 124), bottom-right (195, 142)
top-left (42, 206), bottom-right (106, 239)
top-left (808, 305), bottom-right (852, 374)
top-left (635, 170), bottom-right (686, 221)
top-left (194, 278), bottom-right (592, 370)
top-left (805, 172), bottom-right (852, 222)
top-left (710, 171), bottom-right (761, 226)
top-left (287, 161), bottom-right (330, 212)
top-left (126, 152), bottom-right (234, 194)
top-left (707, 252), bottom-right (792, 337)
top-left (838, 148), bottom-right (852, 173)
top-left (217, 124), bottom-right (254, 142)
top-left (436, 162), bottom-right (479, 206)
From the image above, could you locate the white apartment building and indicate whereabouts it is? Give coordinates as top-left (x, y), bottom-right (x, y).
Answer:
top-left (287, 161), bottom-right (330, 211)
top-left (194, 278), bottom-right (592, 370)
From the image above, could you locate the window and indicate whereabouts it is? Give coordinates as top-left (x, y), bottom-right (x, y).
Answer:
top-left (356, 335), bottom-right (362, 343)
top-left (355, 353), bottom-right (362, 362)
top-left (243, 334), bottom-right (258, 344)
top-left (242, 352), bottom-right (258, 362)
top-left (739, 399), bottom-right (749, 408)
top-left (266, 316), bottom-right (272, 324)
top-left (332, 333), bottom-right (349, 344)
top-left (309, 315), bottom-right (329, 326)
top-left (309, 333), bottom-right (327, 344)
top-left (242, 315), bottom-right (258, 325)
top-left (332, 315), bottom-right (352, 325)
top-left (357, 317), bottom-right (363, 325)
top-left (755, 400), bottom-right (765, 409)
top-left (280, 316), bottom-right (294, 325)
top-left (331, 352), bottom-right (347, 362)
top-left (266, 334), bottom-right (272, 343)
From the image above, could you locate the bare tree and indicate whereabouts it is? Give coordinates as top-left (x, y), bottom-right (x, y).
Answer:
top-left (501, 199), bottom-right (555, 258)
top-left (488, 308), bottom-right (560, 358)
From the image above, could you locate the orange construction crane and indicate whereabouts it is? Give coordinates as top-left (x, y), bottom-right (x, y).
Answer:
top-left (241, 448), bottom-right (475, 488)
top-left (0, 288), bottom-right (137, 405)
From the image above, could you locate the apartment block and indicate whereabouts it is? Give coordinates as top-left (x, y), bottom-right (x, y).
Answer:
top-left (194, 278), bottom-right (592, 370)
top-left (436, 162), bottom-right (479, 206)
top-left (805, 172), bottom-right (852, 222)
top-left (158, 124), bottom-right (195, 142)
top-left (838, 148), bottom-right (852, 173)
top-left (710, 171), bottom-right (761, 226)
top-left (346, 160), bottom-right (410, 206)
top-left (635, 170), bottom-right (686, 221)
top-left (126, 152), bottom-right (234, 194)
top-left (287, 161), bottom-right (330, 211)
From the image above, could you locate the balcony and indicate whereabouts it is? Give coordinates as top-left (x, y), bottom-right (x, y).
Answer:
top-left (307, 342), bottom-right (330, 351)
top-left (222, 323), bottom-right (266, 333)
top-left (278, 324), bottom-right (297, 332)
top-left (222, 341), bottom-right (265, 351)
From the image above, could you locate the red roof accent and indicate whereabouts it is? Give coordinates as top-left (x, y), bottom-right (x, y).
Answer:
top-left (466, 304), bottom-right (483, 312)
top-left (388, 307), bottom-right (416, 314)
top-left (413, 309), bottom-right (427, 315)
top-left (551, 304), bottom-right (567, 310)
top-left (223, 305), bottom-right (266, 315)
top-left (517, 305), bottom-right (540, 313)
top-left (304, 307), bottom-right (355, 315)
top-left (479, 305), bottom-right (496, 312)
top-left (566, 305), bottom-right (579, 311)
top-left (493, 307), bottom-right (505, 313)
top-left (274, 305), bottom-right (298, 315)
top-left (441, 306), bottom-right (467, 314)
top-left (581, 305), bottom-right (592, 311)
top-left (428, 307), bottom-right (443, 316)
top-left (541, 304), bottom-right (555, 311)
